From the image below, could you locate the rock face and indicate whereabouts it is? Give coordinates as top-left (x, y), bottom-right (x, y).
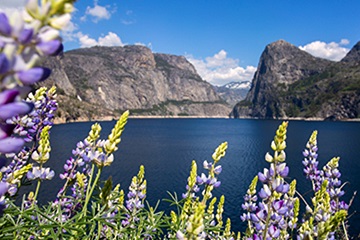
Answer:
top-left (41, 45), bottom-right (231, 121)
top-left (341, 41), bottom-right (360, 65)
top-left (231, 40), bottom-right (360, 120)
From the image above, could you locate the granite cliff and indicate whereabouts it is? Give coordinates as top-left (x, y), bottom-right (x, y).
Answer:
top-left (231, 40), bottom-right (360, 120)
top-left (41, 45), bottom-right (231, 121)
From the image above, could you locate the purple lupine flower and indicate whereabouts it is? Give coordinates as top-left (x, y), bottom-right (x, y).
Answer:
top-left (241, 122), bottom-right (299, 239)
top-left (19, 28), bottom-right (34, 44)
top-left (36, 39), bottom-right (63, 56)
top-left (0, 137), bottom-right (24, 153)
top-left (0, 53), bottom-right (10, 74)
top-left (273, 200), bottom-right (288, 215)
top-left (17, 67), bottom-right (51, 85)
top-left (302, 131), bottom-right (322, 191)
top-left (258, 185), bottom-right (271, 199)
top-left (27, 167), bottom-right (54, 180)
top-left (0, 90), bottom-right (34, 153)
top-left (0, 102), bottom-right (34, 120)
top-left (268, 225), bottom-right (280, 238)
top-left (0, 13), bottom-right (11, 36)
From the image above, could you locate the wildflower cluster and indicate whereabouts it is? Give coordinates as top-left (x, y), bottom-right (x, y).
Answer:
top-left (299, 131), bottom-right (349, 239)
top-left (0, 0), bottom-right (74, 213)
top-left (0, 86), bottom-right (57, 204)
top-left (169, 142), bottom-right (240, 240)
top-left (0, 0), bottom-right (74, 153)
top-left (241, 122), bottom-right (299, 239)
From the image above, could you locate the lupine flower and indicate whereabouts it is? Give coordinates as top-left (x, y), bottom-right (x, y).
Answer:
top-left (0, 90), bottom-right (33, 154)
top-left (0, 0), bottom-right (75, 156)
top-left (122, 165), bottom-right (147, 227)
top-left (182, 160), bottom-right (199, 199)
top-left (302, 130), bottom-right (322, 191)
top-left (241, 122), bottom-right (299, 239)
top-left (301, 131), bottom-right (349, 238)
top-left (27, 166), bottom-right (54, 180)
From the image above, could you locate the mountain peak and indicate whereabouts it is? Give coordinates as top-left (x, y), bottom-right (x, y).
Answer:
top-left (268, 39), bottom-right (293, 47)
top-left (231, 39), bottom-right (333, 118)
top-left (341, 41), bottom-right (360, 65)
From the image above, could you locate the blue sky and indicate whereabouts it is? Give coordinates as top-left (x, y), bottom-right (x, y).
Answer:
top-left (1, 0), bottom-right (360, 86)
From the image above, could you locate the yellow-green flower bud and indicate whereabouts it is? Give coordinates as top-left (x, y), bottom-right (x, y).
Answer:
top-left (289, 179), bottom-right (297, 197)
top-left (216, 195), bottom-right (225, 227)
top-left (48, 86), bottom-right (57, 97)
top-left (76, 172), bottom-right (85, 188)
top-left (171, 210), bottom-right (178, 225)
top-left (119, 189), bottom-right (124, 206)
top-left (10, 164), bottom-right (33, 184)
top-left (104, 110), bottom-right (129, 154)
top-left (247, 175), bottom-right (258, 196)
top-left (309, 130), bottom-right (318, 146)
top-left (86, 123), bottom-right (102, 143)
top-left (325, 157), bottom-right (340, 169)
top-left (187, 160), bottom-right (197, 190)
top-left (33, 87), bottom-right (47, 101)
top-left (186, 202), bottom-right (205, 237)
top-left (224, 218), bottom-right (232, 238)
top-left (32, 126), bottom-right (51, 164)
top-left (207, 197), bottom-right (217, 220)
top-left (212, 141), bottom-right (228, 163)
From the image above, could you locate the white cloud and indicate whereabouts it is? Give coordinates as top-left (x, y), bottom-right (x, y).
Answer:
top-left (77, 32), bottom-right (124, 48)
top-left (82, 1), bottom-right (114, 23)
top-left (299, 39), bottom-right (351, 61)
top-left (186, 50), bottom-right (256, 86)
top-left (61, 20), bottom-right (79, 42)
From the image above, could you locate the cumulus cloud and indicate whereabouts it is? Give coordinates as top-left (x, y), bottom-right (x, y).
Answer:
top-left (61, 20), bottom-right (79, 42)
top-left (299, 39), bottom-right (351, 61)
top-left (77, 32), bottom-right (124, 48)
top-left (186, 50), bottom-right (256, 86)
top-left (82, 0), bottom-right (114, 23)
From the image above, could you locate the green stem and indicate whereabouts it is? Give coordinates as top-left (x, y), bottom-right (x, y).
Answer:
top-left (33, 164), bottom-right (43, 202)
top-left (33, 179), bottom-right (41, 201)
top-left (83, 164), bottom-right (95, 211)
top-left (82, 166), bottom-right (102, 216)
top-left (262, 200), bottom-right (272, 239)
top-left (342, 221), bottom-right (349, 240)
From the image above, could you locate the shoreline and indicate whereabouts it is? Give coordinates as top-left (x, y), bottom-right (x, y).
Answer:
top-left (53, 115), bottom-right (360, 124)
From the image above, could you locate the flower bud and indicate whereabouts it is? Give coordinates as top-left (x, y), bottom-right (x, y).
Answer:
top-left (49, 13), bottom-right (71, 30)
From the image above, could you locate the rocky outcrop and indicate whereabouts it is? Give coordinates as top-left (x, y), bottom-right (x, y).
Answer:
top-left (42, 45), bottom-right (231, 121)
top-left (341, 41), bottom-right (360, 65)
top-left (231, 40), bottom-right (360, 120)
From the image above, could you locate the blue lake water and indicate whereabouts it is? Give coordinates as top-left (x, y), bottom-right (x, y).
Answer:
top-left (39, 118), bottom-right (360, 235)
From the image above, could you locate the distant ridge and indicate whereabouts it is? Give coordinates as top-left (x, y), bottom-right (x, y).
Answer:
top-left (41, 45), bottom-right (231, 122)
top-left (231, 40), bottom-right (360, 120)
top-left (213, 81), bottom-right (251, 107)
